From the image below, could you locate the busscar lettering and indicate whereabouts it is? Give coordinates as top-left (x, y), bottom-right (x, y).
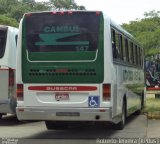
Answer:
top-left (43, 25), bottom-right (79, 33)
top-left (46, 86), bottom-right (77, 91)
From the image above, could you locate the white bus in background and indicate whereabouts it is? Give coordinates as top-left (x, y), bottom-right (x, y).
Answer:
top-left (16, 11), bottom-right (144, 130)
top-left (0, 25), bottom-right (18, 119)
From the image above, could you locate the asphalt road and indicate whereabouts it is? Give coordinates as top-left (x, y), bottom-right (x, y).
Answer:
top-left (0, 114), bottom-right (160, 144)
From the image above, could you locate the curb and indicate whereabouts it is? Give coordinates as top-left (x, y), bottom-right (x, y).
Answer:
top-left (147, 112), bottom-right (160, 119)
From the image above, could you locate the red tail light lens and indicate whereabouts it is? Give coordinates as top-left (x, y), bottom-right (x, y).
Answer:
top-left (51, 12), bottom-right (57, 15)
top-left (103, 84), bottom-right (111, 101)
top-left (68, 11), bottom-right (73, 15)
top-left (51, 11), bottom-right (73, 15)
top-left (17, 84), bottom-right (24, 101)
top-left (26, 13), bottom-right (32, 17)
top-left (96, 11), bottom-right (101, 16)
top-left (60, 11), bottom-right (65, 15)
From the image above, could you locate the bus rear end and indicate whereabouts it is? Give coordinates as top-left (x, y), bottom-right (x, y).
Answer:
top-left (16, 11), bottom-right (112, 125)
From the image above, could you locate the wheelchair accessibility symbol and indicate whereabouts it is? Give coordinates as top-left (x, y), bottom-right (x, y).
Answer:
top-left (88, 96), bottom-right (99, 107)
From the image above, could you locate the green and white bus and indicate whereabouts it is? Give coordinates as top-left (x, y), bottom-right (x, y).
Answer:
top-left (16, 11), bottom-right (144, 129)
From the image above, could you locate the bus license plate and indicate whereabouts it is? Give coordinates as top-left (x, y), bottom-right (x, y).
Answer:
top-left (55, 93), bottom-right (69, 101)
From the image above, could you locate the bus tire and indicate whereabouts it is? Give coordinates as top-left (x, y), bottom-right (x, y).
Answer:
top-left (134, 91), bottom-right (144, 115)
top-left (115, 102), bottom-right (126, 130)
top-left (0, 114), bottom-right (3, 119)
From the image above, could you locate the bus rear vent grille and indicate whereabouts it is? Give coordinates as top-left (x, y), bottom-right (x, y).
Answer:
top-left (29, 69), bottom-right (96, 76)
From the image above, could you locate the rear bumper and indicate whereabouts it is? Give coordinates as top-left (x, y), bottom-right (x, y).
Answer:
top-left (16, 107), bottom-right (112, 122)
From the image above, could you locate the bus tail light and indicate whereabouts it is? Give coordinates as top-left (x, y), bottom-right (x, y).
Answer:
top-left (17, 84), bottom-right (24, 101)
top-left (96, 11), bottom-right (101, 16)
top-left (60, 11), bottom-right (65, 15)
top-left (51, 12), bottom-right (65, 15)
top-left (51, 12), bottom-right (57, 15)
top-left (26, 13), bottom-right (32, 17)
top-left (68, 11), bottom-right (73, 15)
top-left (103, 84), bottom-right (111, 101)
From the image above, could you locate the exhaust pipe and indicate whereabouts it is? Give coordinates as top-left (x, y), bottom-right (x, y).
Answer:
top-left (95, 115), bottom-right (100, 120)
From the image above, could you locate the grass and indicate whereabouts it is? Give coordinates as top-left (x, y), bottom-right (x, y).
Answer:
top-left (143, 97), bottom-right (160, 113)
top-left (142, 94), bottom-right (160, 119)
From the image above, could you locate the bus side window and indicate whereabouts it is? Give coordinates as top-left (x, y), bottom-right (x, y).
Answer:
top-left (122, 36), bottom-right (126, 62)
top-left (158, 63), bottom-right (160, 71)
top-left (111, 28), bottom-right (117, 59)
top-left (115, 31), bottom-right (121, 59)
top-left (134, 45), bottom-right (138, 65)
top-left (111, 28), bottom-right (121, 59)
top-left (119, 34), bottom-right (123, 60)
top-left (140, 49), bottom-right (143, 66)
top-left (129, 41), bottom-right (134, 64)
top-left (125, 38), bottom-right (129, 62)
top-left (138, 47), bottom-right (141, 66)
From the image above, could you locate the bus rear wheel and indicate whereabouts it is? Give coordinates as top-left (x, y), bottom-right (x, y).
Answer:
top-left (0, 114), bottom-right (3, 119)
top-left (115, 102), bottom-right (126, 130)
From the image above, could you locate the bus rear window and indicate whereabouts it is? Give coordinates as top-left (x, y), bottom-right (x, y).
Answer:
top-left (25, 12), bottom-right (101, 53)
top-left (0, 28), bottom-right (7, 58)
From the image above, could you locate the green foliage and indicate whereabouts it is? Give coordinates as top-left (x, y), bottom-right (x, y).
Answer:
top-left (0, 0), bottom-right (51, 22)
top-left (0, 0), bottom-right (85, 25)
top-left (122, 10), bottom-right (160, 56)
top-left (33, 2), bottom-right (51, 11)
top-left (8, 3), bottom-right (32, 22)
top-left (0, 14), bottom-right (18, 27)
top-left (8, 1), bottom-right (51, 22)
top-left (144, 10), bottom-right (160, 18)
top-left (21, 0), bottom-right (35, 3)
top-left (50, 0), bottom-right (85, 10)
top-left (0, 0), bottom-right (17, 14)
